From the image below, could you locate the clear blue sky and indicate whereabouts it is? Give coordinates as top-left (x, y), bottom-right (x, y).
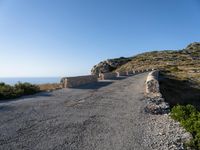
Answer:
top-left (0, 0), bottom-right (200, 77)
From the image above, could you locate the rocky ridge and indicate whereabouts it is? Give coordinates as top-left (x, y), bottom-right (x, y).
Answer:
top-left (186, 42), bottom-right (200, 51)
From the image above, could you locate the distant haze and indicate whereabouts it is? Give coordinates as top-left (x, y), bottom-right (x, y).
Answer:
top-left (0, 0), bottom-right (200, 77)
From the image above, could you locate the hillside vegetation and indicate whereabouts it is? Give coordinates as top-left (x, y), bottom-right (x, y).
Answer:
top-left (118, 43), bottom-right (200, 107)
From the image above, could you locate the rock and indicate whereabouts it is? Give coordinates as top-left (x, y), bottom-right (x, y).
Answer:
top-left (145, 96), bottom-right (170, 115)
top-left (91, 57), bottom-right (132, 75)
top-left (145, 102), bottom-right (170, 115)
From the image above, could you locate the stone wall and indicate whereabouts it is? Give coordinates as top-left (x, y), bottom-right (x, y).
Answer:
top-left (128, 71), bottom-right (133, 75)
top-left (144, 71), bottom-right (192, 148)
top-left (61, 69), bottom-right (152, 88)
top-left (116, 71), bottom-right (128, 76)
top-left (99, 72), bottom-right (117, 80)
top-left (61, 75), bottom-right (98, 88)
top-left (145, 70), bottom-right (169, 114)
top-left (146, 70), bottom-right (160, 96)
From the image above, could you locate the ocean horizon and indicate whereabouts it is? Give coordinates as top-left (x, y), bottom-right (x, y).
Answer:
top-left (0, 77), bottom-right (61, 85)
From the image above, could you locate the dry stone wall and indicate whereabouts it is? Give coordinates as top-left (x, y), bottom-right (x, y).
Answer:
top-left (145, 70), bottom-right (169, 114)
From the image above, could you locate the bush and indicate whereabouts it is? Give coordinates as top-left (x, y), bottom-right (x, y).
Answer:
top-left (171, 104), bottom-right (200, 149)
top-left (14, 82), bottom-right (40, 95)
top-left (0, 82), bottom-right (40, 100)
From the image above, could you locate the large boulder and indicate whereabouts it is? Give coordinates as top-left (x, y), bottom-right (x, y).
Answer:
top-left (91, 57), bottom-right (132, 75)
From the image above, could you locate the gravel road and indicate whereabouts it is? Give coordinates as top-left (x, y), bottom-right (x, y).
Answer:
top-left (0, 73), bottom-right (164, 150)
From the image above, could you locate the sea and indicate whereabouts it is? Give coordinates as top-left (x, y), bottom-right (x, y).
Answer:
top-left (0, 77), bottom-right (61, 85)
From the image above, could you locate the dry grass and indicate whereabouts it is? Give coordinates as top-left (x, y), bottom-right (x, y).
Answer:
top-left (116, 49), bottom-right (200, 85)
top-left (38, 83), bottom-right (62, 91)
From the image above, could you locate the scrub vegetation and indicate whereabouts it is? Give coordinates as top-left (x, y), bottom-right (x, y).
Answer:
top-left (171, 105), bottom-right (200, 149)
top-left (0, 82), bottom-right (40, 100)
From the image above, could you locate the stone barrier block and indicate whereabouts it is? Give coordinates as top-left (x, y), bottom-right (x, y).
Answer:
top-left (117, 72), bottom-right (128, 76)
top-left (146, 70), bottom-right (160, 96)
top-left (128, 71), bottom-right (133, 75)
top-left (61, 75), bottom-right (98, 88)
top-left (99, 72), bottom-right (117, 80)
top-left (145, 70), bottom-right (170, 114)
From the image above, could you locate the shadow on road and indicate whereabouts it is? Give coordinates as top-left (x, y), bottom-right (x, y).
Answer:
top-left (113, 76), bottom-right (127, 80)
top-left (0, 92), bottom-right (53, 104)
top-left (71, 81), bottom-right (113, 90)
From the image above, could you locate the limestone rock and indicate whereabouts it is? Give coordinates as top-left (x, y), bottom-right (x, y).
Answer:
top-left (91, 57), bottom-right (132, 75)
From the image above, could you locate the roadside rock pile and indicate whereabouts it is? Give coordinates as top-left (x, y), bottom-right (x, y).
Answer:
top-left (145, 114), bottom-right (193, 150)
top-left (145, 70), bottom-right (170, 114)
top-left (145, 96), bottom-right (170, 114)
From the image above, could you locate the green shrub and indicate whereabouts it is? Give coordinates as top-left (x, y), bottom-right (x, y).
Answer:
top-left (0, 82), bottom-right (40, 100)
top-left (171, 104), bottom-right (200, 149)
top-left (14, 82), bottom-right (40, 95)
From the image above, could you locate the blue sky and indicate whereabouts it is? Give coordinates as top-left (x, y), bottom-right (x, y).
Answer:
top-left (0, 0), bottom-right (200, 77)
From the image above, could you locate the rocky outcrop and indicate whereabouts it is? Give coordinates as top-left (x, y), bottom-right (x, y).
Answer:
top-left (186, 42), bottom-right (200, 50)
top-left (91, 57), bottom-right (132, 75)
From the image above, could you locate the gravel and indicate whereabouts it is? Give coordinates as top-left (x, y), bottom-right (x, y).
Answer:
top-left (144, 114), bottom-right (193, 150)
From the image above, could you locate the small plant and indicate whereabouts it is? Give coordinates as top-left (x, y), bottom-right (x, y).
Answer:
top-left (171, 104), bottom-right (200, 149)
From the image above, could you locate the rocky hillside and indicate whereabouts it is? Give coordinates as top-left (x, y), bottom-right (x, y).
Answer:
top-left (116, 42), bottom-right (200, 84)
top-left (92, 42), bottom-right (200, 107)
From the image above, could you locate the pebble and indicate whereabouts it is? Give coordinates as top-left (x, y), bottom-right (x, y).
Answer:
top-left (143, 113), bottom-right (193, 150)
